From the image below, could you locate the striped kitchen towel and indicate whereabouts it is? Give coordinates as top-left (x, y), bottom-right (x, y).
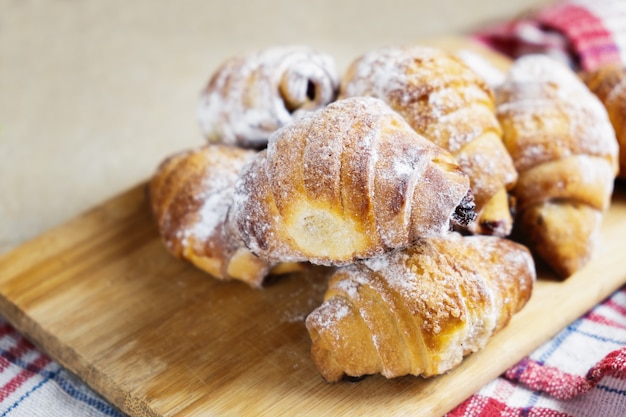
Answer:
top-left (0, 321), bottom-right (123, 417)
top-left (474, 0), bottom-right (626, 71)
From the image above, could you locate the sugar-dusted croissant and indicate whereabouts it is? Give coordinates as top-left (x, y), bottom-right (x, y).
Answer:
top-left (197, 45), bottom-right (340, 149)
top-left (148, 144), bottom-right (302, 288)
top-left (305, 233), bottom-right (535, 382)
top-left (496, 55), bottom-right (619, 278)
top-left (339, 45), bottom-right (518, 237)
top-left (580, 64), bottom-right (626, 178)
top-left (229, 96), bottom-right (475, 266)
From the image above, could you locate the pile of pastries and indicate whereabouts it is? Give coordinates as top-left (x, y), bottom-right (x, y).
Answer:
top-left (147, 44), bottom-right (622, 382)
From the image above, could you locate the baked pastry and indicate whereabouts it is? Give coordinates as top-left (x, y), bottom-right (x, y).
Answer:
top-left (148, 144), bottom-right (302, 288)
top-left (197, 45), bottom-right (340, 149)
top-left (496, 54), bottom-right (619, 278)
top-left (340, 45), bottom-right (518, 237)
top-left (580, 64), bottom-right (626, 178)
top-left (305, 233), bottom-right (535, 382)
top-left (455, 49), bottom-right (506, 90)
top-left (229, 96), bottom-right (475, 266)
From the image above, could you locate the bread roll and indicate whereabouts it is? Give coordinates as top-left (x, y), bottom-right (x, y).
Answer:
top-left (496, 55), bottom-right (618, 278)
top-left (340, 45), bottom-right (518, 237)
top-left (197, 45), bottom-right (339, 149)
top-left (149, 144), bottom-right (302, 287)
top-left (306, 233), bottom-right (535, 381)
top-left (230, 96), bottom-right (474, 266)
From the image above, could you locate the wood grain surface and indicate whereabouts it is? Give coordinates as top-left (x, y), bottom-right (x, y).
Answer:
top-left (1, 40), bottom-right (626, 416)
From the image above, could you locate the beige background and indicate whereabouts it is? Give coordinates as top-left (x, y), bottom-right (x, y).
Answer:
top-left (0, 0), bottom-right (548, 254)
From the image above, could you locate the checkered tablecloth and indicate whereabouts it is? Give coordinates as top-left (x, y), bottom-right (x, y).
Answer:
top-left (0, 320), bottom-right (123, 417)
top-left (474, 0), bottom-right (626, 71)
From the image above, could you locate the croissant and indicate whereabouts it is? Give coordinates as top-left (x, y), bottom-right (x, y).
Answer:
top-left (455, 49), bottom-right (506, 90)
top-left (339, 45), bottom-right (518, 237)
top-left (580, 64), bottom-right (626, 178)
top-left (229, 96), bottom-right (475, 266)
top-left (148, 144), bottom-right (302, 288)
top-left (305, 233), bottom-right (535, 382)
top-left (495, 55), bottom-right (619, 278)
top-left (197, 45), bottom-right (340, 149)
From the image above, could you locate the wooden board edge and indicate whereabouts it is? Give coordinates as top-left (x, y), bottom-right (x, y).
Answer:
top-left (0, 183), bottom-right (159, 417)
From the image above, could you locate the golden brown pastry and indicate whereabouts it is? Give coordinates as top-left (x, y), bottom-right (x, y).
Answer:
top-left (229, 96), bottom-right (475, 266)
top-left (197, 45), bottom-right (340, 149)
top-left (305, 233), bottom-right (535, 382)
top-left (496, 54), bottom-right (619, 278)
top-left (148, 144), bottom-right (302, 288)
top-left (580, 64), bottom-right (626, 178)
top-left (455, 49), bottom-right (506, 90)
top-left (340, 45), bottom-right (518, 237)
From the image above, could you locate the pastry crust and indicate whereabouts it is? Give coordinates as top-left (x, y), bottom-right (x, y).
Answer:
top-left (229, 96), bottom-right (473, 266)
top-left (305, 233), bottom-right (535, 382)
top-left (580, 64), bottom-right (626, 178)
top-left (197, 45), bottom-right (340, 149)
top-left (340, 45), bottom-right (518, 236)
top-left (495, 55), bottom-right (619, 278)
top-left (148, 144), bottom-right (301, 287)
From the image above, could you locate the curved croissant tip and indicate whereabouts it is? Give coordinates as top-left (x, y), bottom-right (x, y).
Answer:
top-left (452, 190), bottom-right (477, 228)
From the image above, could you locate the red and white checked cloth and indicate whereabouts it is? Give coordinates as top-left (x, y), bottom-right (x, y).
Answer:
top-left (0, 285), bottom-right (625, 416)
top-left (0, 320), bottom-right (123, 417)
top-left (474, 0), bottom-right (626, 71)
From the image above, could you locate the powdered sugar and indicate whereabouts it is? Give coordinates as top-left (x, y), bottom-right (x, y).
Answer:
top-left (305, 233), bottom-right (536, 379)
top-left (605, 68), bottom-right (626, 110)
top-left (306, 297), bottom-right (351, 339)
top-left (341, 45), bottom-right (515, 225)
top-left (230, 96), bottom-right (470, 265)
top-left (497, 54), bottom-right (619, 170)
top-left (455, 49), bottom-right (506, 89)
top-left (197, 45), bottom-right (339, 149)
top-left (333, 271), bottom-right (362, 301)
top-left (182, 176), bottom-right (234, 247)
top-left (179, 146), bottom-right (257, 251)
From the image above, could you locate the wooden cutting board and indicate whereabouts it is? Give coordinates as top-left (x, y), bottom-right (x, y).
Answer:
top-left (2, 39), bottom-right (626, 416)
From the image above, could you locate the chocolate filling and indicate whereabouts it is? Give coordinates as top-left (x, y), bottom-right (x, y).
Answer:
top-left (451, 190), bottom-right (477, 228)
